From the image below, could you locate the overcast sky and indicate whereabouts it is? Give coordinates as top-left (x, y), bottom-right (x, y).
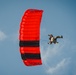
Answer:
top-left (0, 0), bottom-right (76, 75)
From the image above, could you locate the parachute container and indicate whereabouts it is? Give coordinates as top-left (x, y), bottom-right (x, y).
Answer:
top-left (19, 9), bottom-right (43, 66)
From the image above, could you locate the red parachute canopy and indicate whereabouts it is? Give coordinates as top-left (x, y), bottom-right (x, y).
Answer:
top-left (19, 9), bottom-right (43, 66)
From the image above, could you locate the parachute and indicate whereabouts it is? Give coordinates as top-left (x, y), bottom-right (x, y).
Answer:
top-left (19, 9), bottom-right (43, 66)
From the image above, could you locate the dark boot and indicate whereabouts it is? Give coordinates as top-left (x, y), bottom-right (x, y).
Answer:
top-left (61, 35), bottom-right (63, 38)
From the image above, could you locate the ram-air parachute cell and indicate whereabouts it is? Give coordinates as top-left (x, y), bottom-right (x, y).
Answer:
top-left (19, 9), bottom-right (43, 66)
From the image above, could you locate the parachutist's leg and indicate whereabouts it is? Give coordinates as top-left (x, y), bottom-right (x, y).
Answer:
top-left (54, 41), bottom-right (58, 44)
top-left (56, 36), bottom-right (61, 39)
top-left (53, 39), bottom-right (58, 44)
top-left (48, 41), bottom-right (52, 44)
top-left (61, 35), bottom-right (63, 38)
top-left (56, 36), bottom-right (63, 38)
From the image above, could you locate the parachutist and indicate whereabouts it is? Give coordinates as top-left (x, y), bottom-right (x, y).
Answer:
top-left (48, 34), bottom-right (63, 44)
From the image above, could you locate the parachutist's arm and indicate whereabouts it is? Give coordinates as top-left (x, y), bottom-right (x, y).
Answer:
top-left (48, 34), bottom-right (53, 36)
top-left (48, 34), bottom-right (51, 36)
